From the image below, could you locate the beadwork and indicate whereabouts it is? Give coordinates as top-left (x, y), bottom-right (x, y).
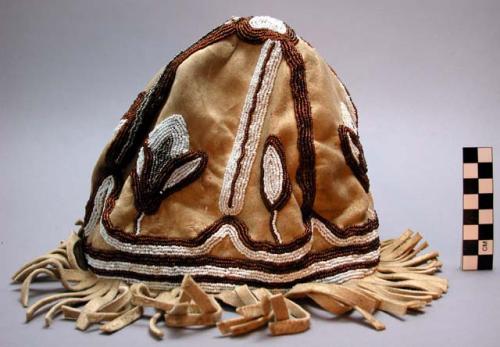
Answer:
top-left (249, 16), bottom-right (287, 34)
top-left (12, 16), bottom-right (448, 338)
top-left (219, 39), bottom-right (283, 215)
top-left (82, 176), bottom-right (115, 236)
top-left (84, 267), bottom-right (376, 292)
top-left (132, 114), bottom-right (207, 215)
top-left (340, 101), bottom-right (357, 132)
top-left (338, 125), bottom-right (370, 192)
top-left (261, 136), bottom-right (292, 243)
top-left (85, 249), bottom-right (379, 287)
top-left (136, 114), bottom-right (189, 177)
top-left (83, 16), bottom-right (376, 289)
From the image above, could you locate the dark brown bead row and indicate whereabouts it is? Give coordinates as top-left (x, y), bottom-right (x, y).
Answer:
top-left (88, 258), bottom-right (379, 289)
top-left (281, 40), bottom-right (316, 218)
top-left (338, 125), bottom-right (370, 192)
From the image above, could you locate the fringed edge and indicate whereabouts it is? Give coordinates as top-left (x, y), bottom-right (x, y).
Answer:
top-left (12, 229), bottom-right (447, 337)
top-left (11, 232), bottom-right (222, 338)
top-left (216, 229), bottom-right (447, 334)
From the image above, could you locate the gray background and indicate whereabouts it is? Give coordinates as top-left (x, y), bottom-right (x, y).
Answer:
top-left (1, 0), bottom-right (499, 346)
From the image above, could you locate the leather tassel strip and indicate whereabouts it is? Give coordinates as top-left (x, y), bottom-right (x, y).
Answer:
top-left (12, 229), bottom-right (446, 337)
top-left (216, 286), bottom-right (310, 336)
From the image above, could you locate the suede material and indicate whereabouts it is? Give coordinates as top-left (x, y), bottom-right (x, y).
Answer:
top-left (237, 42), bottom-right (306, 244)
top-left (137, 36), bottom-right (260, 239)
top-left (88, 35), bottom-right (375, 254)
top-left (86, 68), bottom-right (164, 252)
top-left (298, 41), bottom-right (372, 227)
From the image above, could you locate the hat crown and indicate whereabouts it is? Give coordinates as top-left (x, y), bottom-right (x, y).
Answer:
top-left (81, 16), bottom-right (378, 290)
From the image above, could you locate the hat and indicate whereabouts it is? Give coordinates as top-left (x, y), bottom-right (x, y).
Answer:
top-left (12, 15), bottom-right (447, 337)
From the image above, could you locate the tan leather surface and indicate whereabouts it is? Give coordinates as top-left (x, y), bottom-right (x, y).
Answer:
top-left (88, 34), bottom-right (374, 252)
top-left (299, 41), bottom-right (372, 227)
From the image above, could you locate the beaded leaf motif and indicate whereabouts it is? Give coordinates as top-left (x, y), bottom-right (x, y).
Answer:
top-left (133, 114), bottom-right (208, 216)
top-left (260, 136), bottom-right (292, 244)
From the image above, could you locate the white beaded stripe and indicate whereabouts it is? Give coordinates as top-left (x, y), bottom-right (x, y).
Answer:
top-left (262, 144), bottom-right (284, 205)
top-left (219, 40), bottom-right (283, 215)
top-left (340, 101), bottom-right (357, 132)
top-left (270, 210), bottom-right (282, 244)
top-left (135, 213), bottom-right (145, 235)
top-left (83, 176), bottom-right (115, 236)
top-left (92, 267), bottom-right (376, 293)
top-left (86, 249), bottom-right (379, 284)
top-left (249, 16), bottom-right (287, 34)
top-left (136, 148), bottom-right (145, 176)
top-left (163, 157), bottom-right (203, 190)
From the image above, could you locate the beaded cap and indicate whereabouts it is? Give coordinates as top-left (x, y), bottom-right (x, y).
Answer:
top-left (12, 16), bottom-right (447, 338)
top-left (79, 15), bottom-right (379, 291)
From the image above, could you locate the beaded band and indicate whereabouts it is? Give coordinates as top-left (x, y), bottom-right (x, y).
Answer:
top-left (85, 249), bottom-right (379, 286)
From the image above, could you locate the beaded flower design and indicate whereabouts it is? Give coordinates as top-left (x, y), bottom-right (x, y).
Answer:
top-left (132, 114), bottom-right (208, 220)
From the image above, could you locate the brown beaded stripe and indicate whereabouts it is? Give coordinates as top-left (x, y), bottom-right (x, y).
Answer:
top-left (235, 17), bottom-right (298, 44)
top-left (105, 91), bottom-right (147, 168)
top-left (84, 237), bottom-right (380, 273)
top-left (280, 40), bottom-right (316, 219)
top-left (260, 135), bottom-right (292, 212)
top-left (132, 150), bottom-right (208, 215)
top-left (338, 125), bottom-right (370, 192)
top-left (87, 258), bottom-right (379, 290)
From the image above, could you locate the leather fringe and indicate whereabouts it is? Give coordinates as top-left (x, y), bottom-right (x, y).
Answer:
top-left (12, 230), bottom-right (447, 337)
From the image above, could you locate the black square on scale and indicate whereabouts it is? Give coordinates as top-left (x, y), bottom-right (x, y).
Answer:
top-left (479, 194), bottom-right (494, 209)
top-left (479, 224), bottom-right (494, 240)
top-left (463, 240), bottom-right (478, 255)
top-left (477, 255), bottom-right (493, 270)
top-left (463, 209), bottom-right (479, 225)
top-left (463, 148), bottom-right (478, 163)
top-left (464, 179), bottom-right (479, 194)
top-left (478, 163), bottom-right (493, 178)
